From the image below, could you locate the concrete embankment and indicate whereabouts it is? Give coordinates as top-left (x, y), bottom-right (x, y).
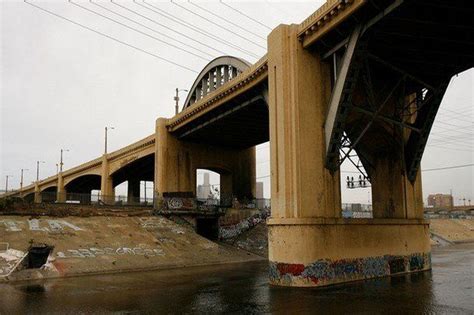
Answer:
top-left (429, 219), bottom-right (474, 244)
top-left (0, 215), bottom-right (263, 282)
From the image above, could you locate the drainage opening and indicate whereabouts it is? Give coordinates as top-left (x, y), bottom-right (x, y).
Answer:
top-left (196, 217), bottom-right (219, 240)
top-left (27, 243), bottom-right (54, 269)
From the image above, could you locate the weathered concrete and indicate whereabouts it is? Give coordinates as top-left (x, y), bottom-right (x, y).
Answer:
top-left (155, 118), bottom-right (256, 200)
top-left (0, 215), bottom-right (263, 282)
top-left (268, 218), bottom-right (431, 287)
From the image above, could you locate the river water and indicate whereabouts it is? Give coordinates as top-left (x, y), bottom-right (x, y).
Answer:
top-left (1, 244), bottom-right (473, 314)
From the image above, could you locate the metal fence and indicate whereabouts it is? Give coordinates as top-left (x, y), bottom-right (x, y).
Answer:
top-left (11, 191), bottom-right (271, 212)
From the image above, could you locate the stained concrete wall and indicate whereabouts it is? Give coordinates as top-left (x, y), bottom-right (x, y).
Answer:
top-left (155, 118), bottom-right (256, 200)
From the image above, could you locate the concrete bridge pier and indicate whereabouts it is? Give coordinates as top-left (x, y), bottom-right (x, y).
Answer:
top-left (154, 118), bottom-right (255, 204)
top-left (267, 25), bottom-right (430, 287)
top-left (127, 178), bottom-right (141, 204)
top-left (34, 183), bottom-right (42, 203)
top-left (100, 155), bottom-right (115, 204)
top-left (56, 172), bottom-right (66, 203)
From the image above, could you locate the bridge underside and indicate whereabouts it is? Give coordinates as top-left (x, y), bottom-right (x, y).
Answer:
top-left (171, 85), bottom-right (269, 149)
top-left (323, 0), bottom-right (474, 180)
top-left (267, 0), bottom-right (473, 287)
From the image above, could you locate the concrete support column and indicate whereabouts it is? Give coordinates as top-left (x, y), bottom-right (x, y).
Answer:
top-left (100, 155), bottom-right (115, 204)
top-left (267, 24), bottom-right (340, 219)
top-left (57, 173), bottom-right (66, 202)
top-left (127, 179), bottom-right (140, 204)
top-left (34, 183), bottom-right (42, 203)
top-left (155, 118), bottom-right (194, 199)
top-left (371, 153), bottom-right (424, 219)
top-left (266, 24), bottom-right (430, 287)
top-left (231, 147), bottom-right (256, 200)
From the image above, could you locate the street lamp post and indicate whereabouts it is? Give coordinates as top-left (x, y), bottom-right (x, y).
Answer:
top-left (174, 88), bottom-right (188, 115)
top-left (36, 161), bottom-right (45, 182)
top-left (20, 169), bottom-right (29, 192)
top-left (104, 126), bottom-right (115, 154)
top-left (60, 149), bottom-right (69, 173)
top-left (5, 175), bottom-right (13, 192)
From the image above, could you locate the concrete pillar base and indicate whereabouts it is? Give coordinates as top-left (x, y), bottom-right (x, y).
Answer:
top-left (268, 218), bottom-right (431, 287)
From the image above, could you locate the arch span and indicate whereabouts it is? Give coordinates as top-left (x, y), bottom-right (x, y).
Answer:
top-left (183, 56), bottom-right (251, 109)
top-left (64, 174), bottom-right (101, 194)
top-left (41, 186), bottom-right (57, 202)
top-left (111, 153), bottom-right (155, 188)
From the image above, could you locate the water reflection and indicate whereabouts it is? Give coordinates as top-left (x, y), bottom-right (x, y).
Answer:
top-left (0, 244), bottom-right (472, 314)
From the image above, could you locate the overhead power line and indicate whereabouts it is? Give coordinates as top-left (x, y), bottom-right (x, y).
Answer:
top-left (219, 0), bottom-right (273, 31)
top-left (188, 0), bottom-right (266, 41)
top-left (108, 0), bottom-right (226, 56)
top-left (69, 0), bottom-right (210, 61)
top-left (24, 0), bottom-right (198, 73)
top-left (171, 0), bottom-right (266, 49)
top-left (140, 1), bottom-right (261, 59)
top-left (90, 0), bottom-right (219, 58)
top-left (422, 164), bottom-right (474, 172)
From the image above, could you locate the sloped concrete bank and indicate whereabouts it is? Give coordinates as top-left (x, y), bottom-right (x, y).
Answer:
top-left (0, 215), bottom-right (264, 282)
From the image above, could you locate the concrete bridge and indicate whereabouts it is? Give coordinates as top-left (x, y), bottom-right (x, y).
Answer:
top-left (3, 0), bottom-right (473, 287)
top-left (9, 134), bottom-right (155, 204)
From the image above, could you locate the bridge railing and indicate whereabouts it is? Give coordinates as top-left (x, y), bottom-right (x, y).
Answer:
top-left (6, 191), bottom-right (270, 213)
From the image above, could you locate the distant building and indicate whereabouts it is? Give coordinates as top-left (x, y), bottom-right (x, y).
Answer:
top-left (427, 193), bottom-right (453, 208)
top-left (197, 173), bottom-right (211, 199)
top-left (256, 182), bottom-right (264, 199)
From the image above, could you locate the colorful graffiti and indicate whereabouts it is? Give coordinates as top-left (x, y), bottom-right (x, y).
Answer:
top-left (269, 253), bottom-right (431, 286)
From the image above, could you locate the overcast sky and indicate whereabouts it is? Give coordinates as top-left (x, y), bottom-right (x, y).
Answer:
top-left (1, 1), bottom-right (472, 204)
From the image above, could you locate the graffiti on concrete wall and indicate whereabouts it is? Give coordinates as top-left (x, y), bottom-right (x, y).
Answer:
top-left (0, 219), bottom-right (82, 232)
top-left (219, 210), bottom-right (270, 240)
top-left (269, 253), bottom-right (431, 286)
top-left (56, 246), bottom-right (165, 258)
top-left (138, 217), bottom-right (168, 229)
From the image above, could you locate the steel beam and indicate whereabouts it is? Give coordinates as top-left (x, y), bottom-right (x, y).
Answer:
top-left (405, 82), bottom-right (449, 181)
top-left (324, 25), bottom-right (361, 170)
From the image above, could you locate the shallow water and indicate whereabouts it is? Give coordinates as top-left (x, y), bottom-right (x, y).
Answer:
top-left (1, 244), bottom-right (473, 314)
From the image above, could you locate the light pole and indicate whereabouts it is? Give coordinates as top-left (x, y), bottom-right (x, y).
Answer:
top-left (104, 126), bottom-right (115, 154)
top-left (56, 163), bottom-right (59, 175)
top-left (174, 88), bottom-right (188, 115)
top-left (20, 169), bottom-right (29, 192)
top-left (60, 149), bottom-right (69, 173)
top-left (5, 175), bottom-right (13, 192)
top-left (36, 161), bottom-right (45, 182)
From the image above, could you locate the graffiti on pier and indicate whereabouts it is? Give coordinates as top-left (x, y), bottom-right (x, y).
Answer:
top-left (269, 253), bottom-right (431, 286)
top-left (0, 219), bottom-right (82, 232)
top-left (56, 246), bottom-right (165, 258)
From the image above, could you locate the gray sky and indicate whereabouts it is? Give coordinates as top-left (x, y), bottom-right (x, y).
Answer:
top-left (1, 1), bottom-right (473, 204)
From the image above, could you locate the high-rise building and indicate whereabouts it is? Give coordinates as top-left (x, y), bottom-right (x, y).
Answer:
top-left (256, 182), bottom-right (264, 199)
top-left (427, 193), bottom-right (453, 208)
top-left (197, 172), bottom-right (211, 199)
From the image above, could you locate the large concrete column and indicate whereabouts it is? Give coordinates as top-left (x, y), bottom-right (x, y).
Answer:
top-left (231, 147), bottom-right (256, 200)
top-left (371, 151), bottom-right (424, 219)
top-left (267, 24), bottom-right (340, 220)
top-left (100, 155), bottom-right (115, 204)
top-left (155, 118), bottom-right (256, 206)
top-left (127, 179), bottom-right (140, 204)
top-left (266, 24), bottom-right (430, 287)
top-left (34, 183), bottom-right (42, 203)
top-left (155, 118), bottom-right (194, 198)
top-left (57, 173), bottom-right (66, 202)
